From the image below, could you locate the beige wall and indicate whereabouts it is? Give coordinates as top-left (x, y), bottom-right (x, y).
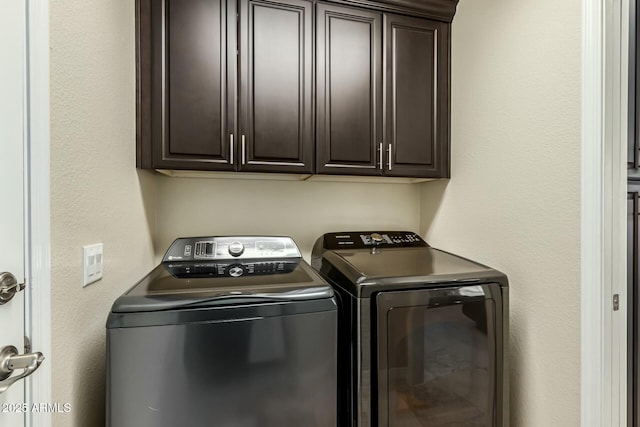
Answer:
top-left (420, 0), bottom-right (582, 425)
top-left (155, 177), bottom-right (421, 261)
top-left (50, 1), bottom-right (157, 425)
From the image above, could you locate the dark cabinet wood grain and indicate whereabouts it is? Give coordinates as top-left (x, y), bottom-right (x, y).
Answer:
top-left (239, 0), bottom-right (313, 173)
top-left (316, 2), bottom-right (383, 175)
top-left (150, 0), bottom-right (236, 170)
top-left (137, 0), bottom-right (456, 178)
top-left (384, 13), bottom-right (449, 178)
top-left (315, 4), bottom-right (449, 178)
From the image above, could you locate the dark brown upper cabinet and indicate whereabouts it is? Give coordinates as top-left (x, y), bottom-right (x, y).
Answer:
top-left (316, 4), bottom-right (450, 178)
top-left (137, 0), bottom-right (458, 179)
top-left (316, 2), bottom-right (383, 175)
top-left (384, 14), bottom-right (450, 178)
top-left (138, 0), bottom-right (313, 173)
top-left (140, 0), bottom-right (236, 171)
top-left (239, 0), bottom-right (314, 173)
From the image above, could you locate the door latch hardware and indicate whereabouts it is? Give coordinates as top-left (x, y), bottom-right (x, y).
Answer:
top-left (613, 294), bottom-right (620, 311)
top-left (0, 345), bottom-right (44, 394)
top-left (0, 272), bottom-right (25, 305)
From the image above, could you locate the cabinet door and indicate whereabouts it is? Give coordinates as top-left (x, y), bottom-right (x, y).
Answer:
top-left (384, 14), bottom-right (449, 178)
top-left (150, 0), bottom-right (236, 170)
top-left (239, 0), bottom-right (313, 173)
top-left (630, 3), bottom-right (640, 179)
top-left (629, 184), bottom-right (640, 427)
top-left (316, 3), bottom-right (383, 175)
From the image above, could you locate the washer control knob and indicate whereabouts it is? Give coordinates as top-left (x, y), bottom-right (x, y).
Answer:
top-left (370, 233), bottom-right (384, 244)
top-left (228, 242), bottom-right (245, 257)
top-left (228, 265), bottom-right (244, 277)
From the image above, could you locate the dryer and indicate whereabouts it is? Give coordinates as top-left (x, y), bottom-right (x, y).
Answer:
top-left (312, 231), bottom-right (508, 427)
top-left (107, 236), bottom-right (337, 427)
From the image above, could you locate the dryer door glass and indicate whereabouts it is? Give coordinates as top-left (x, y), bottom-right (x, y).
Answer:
top-left (375, 283), bottom-right (502, 427)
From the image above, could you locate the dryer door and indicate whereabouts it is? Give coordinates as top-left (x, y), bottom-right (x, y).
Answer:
top-left (375, 283), bottom-right (504, 427)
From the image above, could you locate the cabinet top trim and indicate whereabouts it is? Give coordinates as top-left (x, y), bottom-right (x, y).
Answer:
top-left (324, 0), bottom-right (459, 22)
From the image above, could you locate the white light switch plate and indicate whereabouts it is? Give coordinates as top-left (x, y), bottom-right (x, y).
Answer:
top-left (83, 243), bottom-right (103, 287)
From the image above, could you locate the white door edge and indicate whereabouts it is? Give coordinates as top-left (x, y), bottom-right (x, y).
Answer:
top-left (24, 0), bottom-right (51, 425)
top-left (582, 0), bottom-right (629, 426)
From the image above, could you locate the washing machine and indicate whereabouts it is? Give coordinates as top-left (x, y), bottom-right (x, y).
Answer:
top-left (106, 236), bottom-right (337, 427)
top-left (311, 231), bottom-right (509, 427)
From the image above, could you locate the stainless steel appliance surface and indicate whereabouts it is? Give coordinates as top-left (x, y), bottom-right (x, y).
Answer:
top-left (106, 236), bottom-right (337, 427)
top-left (312, 231), bottom-right (509, 427)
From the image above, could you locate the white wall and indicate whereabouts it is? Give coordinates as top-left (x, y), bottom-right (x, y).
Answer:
top-left (50, 1), bottom-right (157, 425)
top-left (420, 0), bottom-right (582, 425)
top-left (155, 177), bottom-right (421, 261)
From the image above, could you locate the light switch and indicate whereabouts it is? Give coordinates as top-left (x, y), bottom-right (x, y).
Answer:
top-left (83, 243), bottom-right (104, 287)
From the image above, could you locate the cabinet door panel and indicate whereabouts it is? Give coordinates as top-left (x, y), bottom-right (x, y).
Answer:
top-left (384, 14), bottom-right (449, 178)
top-left (316, 2), bottom-right (382, 175)
top-left (630, 5), bottom-right (640, 179)
top-left (629, 186), bottom-right (640, 427)
top-left (151, 0), bottom-right (235, 170)
top-left (239, 0), bottom-right (313, 173)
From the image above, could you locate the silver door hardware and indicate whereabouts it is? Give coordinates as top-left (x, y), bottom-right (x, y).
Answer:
top-left (241, 135), bottom-right (246, 165)
top-left (613, 294), bottom-right (620, 311)
top-left (387, 144), bottom-right (393, 170)
top-left (378, 143), bottom-right (383, 170)
top-left (0, 345), bottom-right (44, 394)
top-left (0, 272), bottom-right (24, 305)
top-left (230, 134), bottom-right (234, 164)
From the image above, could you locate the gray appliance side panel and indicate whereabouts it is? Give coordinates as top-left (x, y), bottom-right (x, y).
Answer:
top-left (487, 281), bottom-right (509, 426)
top-left (106, 311), bottom-right (337, 427)
top-left (357, 296), bottom-right (372, 427)
top-left (500, 285), bottom-right (509, 427)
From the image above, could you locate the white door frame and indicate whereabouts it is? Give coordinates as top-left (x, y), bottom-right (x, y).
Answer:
top-left (23, 0), bottom-right (51, 426)
top-left (582, 0), bottom-right (629, 426)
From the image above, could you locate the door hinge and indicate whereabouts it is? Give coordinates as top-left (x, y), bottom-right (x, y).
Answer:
top-left (613, 294), bottom-right (620, 311)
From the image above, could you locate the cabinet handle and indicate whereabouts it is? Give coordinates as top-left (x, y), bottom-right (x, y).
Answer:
top-left (241, 135), bottom-right (246, 165)
top-left (387, 144), bottom-right (392, 171)
top-left (378, 143), bottom-right (383, 170)
top-left (229, 134), bottom-right (234, 164)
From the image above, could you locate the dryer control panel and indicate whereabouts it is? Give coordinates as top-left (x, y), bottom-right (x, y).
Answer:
top-left (162, 236), bottom-right (302, 262)
top-left (322, 231), bottom-right (428, 250)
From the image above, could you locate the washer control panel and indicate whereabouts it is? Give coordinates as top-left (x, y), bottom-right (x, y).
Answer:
top-left (163, 236), bottom-right (301, 262)
top-left (165, 259), bottom-right (299, 278)
top-left (323, 231), bottom-right (427, 250)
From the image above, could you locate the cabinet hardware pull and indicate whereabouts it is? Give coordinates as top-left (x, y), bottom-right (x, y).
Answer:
top-left (387, 144), bottom-right (392, 170)
top-left (241, 135), bottom-right (246, 165)
top-left (378, 143), bottom-right (383, 170)
top-left (230, 134), bottom-right (234, 164)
